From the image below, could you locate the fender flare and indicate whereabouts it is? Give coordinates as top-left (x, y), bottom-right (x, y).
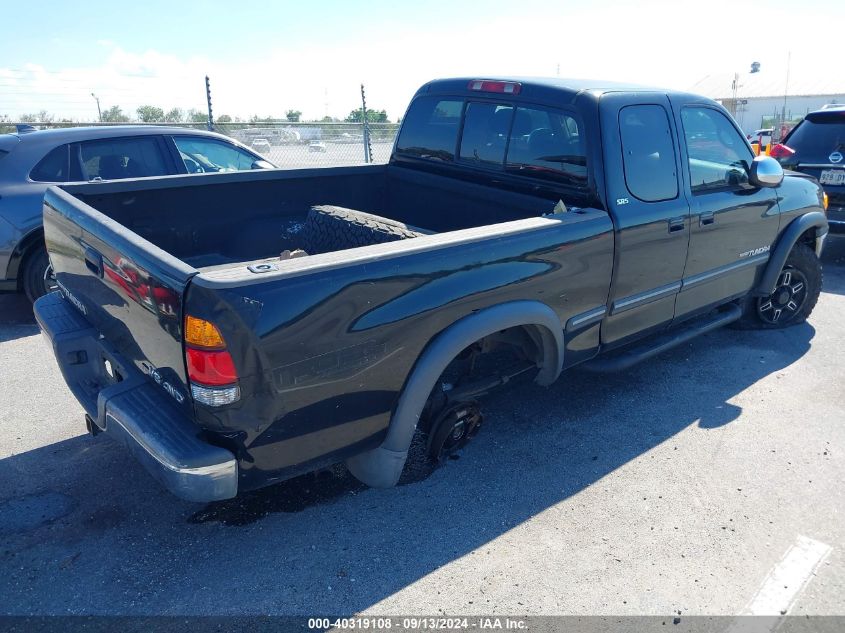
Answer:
top-left (346, 300), bottom-right (564, 488)
top-left (5, 226), bottom-right (45, 281)
top-left (755, 211), bottom-right (828, 296)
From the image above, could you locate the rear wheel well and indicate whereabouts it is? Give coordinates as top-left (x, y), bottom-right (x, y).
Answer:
top-left (418, 324), bottom-right (545, 433)
top-left (9, 228), bottom-right (46, 290)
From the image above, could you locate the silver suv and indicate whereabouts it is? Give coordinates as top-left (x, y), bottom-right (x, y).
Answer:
top-left (0, 125), bottom-right (275, 301)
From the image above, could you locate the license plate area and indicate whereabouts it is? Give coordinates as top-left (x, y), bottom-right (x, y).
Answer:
top-left (820, 169), bottom-right (845, 186)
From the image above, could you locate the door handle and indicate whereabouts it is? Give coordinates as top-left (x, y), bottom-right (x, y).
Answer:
top-left (700, 212), bottom-right (715, 226)
top-left (84, 246), bottom-right (104, 278)
top-left (668, 217), bottom-right (686, 233)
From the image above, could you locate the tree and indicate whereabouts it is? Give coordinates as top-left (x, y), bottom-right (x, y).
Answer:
top-left (249, 114), bottom-right (274, 124)
top-left (136, 105), bottom-right (165, 123)
top-left (101, 105), bottom-right (130, 123)
top-left (20, 110), bottom-right (54, 124)
top-left (187, 108), bottom-right (208, 123)
top-left (285, 110), bottom-right (302, 122)
top-left (165, 107), bottom-right (184, 123)
top-left (217, 114), bottom-right (232, 123)
top-left (345, 108), bottom-right (388, 123)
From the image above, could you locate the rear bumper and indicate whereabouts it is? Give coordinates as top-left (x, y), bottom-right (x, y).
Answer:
top-left (34, 291), bottom-right (238, 502)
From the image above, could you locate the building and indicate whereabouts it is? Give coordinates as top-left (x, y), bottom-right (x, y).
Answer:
top-left (689, 72), bottom-right (845, 138)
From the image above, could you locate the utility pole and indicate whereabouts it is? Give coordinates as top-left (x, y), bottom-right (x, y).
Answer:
top-left (205, 75), bottom-right (214, 132)
top-left (360, 83), bottom-right (372, 164)
top-left (730, 72), bottom-right (740, 117)
top-left (780, 52), bottom-right (791, 142)
top-left (91, 93), bottom-right (102, 122)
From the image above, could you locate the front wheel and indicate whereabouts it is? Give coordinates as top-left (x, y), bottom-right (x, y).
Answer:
top-left (736, 243), bottom-right (822, 329)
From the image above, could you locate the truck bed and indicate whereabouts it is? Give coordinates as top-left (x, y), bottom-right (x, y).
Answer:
top-left (66, 164), bottom-right (567, 272)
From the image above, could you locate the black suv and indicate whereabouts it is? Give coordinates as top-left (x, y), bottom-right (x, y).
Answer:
top-left (772, 106), bottom-right (845, 233)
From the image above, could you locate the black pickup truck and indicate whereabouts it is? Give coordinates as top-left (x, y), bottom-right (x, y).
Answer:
top-left (35, 77), bottom-right (829, 501)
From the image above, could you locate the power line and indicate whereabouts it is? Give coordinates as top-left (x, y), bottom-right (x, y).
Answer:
top-left (1, 67), bottom-right (193, 79)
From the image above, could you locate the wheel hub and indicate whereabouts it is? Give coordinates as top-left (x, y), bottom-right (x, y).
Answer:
top-left (427, 401), bottom-right (482, 462)
top-left (757, 268), bottom-right (807, 325)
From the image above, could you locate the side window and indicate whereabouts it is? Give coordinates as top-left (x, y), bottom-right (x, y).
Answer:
top-left (173, 136), bottom-right (259, 173)
top-left (681, 107), bottom-right (754, 193)
top-left (30, 145), bottom-right (69, 182)
top-left (619, 105), bottom-right (679, 202)
top-left (459, 102), bottom-right (513, 166)
top-left (395, 96), bottom-right (463, 161)
top-left (505, 106), bottom-right (587, 186)
top-left (80, 137), bottom-right (168, 180)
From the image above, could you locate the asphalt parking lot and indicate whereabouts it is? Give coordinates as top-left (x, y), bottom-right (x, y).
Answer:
top-left (1, 238), bottom-right (843, 617)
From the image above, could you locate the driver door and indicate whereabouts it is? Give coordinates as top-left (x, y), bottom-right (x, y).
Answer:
top-left (673, 102), bottom-right (780, 320)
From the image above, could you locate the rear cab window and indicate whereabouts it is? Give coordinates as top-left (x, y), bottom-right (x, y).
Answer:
top-left (505, 105), bottom-right (587, 186)
top-left (395, 96), bottom-right (462, 161)
top-left (395, 95), bottom-right (589, 190)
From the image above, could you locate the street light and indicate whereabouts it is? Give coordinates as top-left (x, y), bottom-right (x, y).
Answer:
top-left (91, 93), bottom-right (102, 122)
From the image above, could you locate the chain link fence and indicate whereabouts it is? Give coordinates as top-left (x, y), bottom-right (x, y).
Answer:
top-left (218, 122), bottom-right (399, 168)
top-left (1, 120), bottom-right (400, 168)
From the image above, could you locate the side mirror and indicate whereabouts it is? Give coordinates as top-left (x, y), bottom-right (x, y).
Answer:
top-left (749, 155), bottom-right (783, 187)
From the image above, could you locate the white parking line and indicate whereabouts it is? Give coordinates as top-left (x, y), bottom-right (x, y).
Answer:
top-left (743, 534), bottom-right (832, 615)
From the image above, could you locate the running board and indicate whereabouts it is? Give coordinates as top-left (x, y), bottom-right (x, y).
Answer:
top-left (581, 304), bottom-right (742, 373)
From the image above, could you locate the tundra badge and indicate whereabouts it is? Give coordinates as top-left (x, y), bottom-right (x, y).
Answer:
top-left (739, 246), bottom-right (770, 258)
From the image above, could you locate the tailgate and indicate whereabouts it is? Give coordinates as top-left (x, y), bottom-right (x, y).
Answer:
top-left (42, 185), bottom-right (197, 414)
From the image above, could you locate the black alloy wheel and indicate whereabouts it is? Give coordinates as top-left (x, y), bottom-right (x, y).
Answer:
top-left (756, 267), bottom-right (808, 325)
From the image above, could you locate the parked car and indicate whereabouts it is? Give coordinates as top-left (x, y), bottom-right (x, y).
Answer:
top-left (308, 140), bottom-right (327, 152)
top-left (747, 127), bottom-right (773, 154)
top-left (36, 77), bottom-right (827, 502)
top-left (0, 125), bottom-right (275, 302)
top-left (250, 138), bottom-right (272, 154)
top-left (771, 106), bottom-right (844, 233)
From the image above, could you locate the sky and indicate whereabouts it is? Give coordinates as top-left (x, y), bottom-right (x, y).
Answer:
top-left (1, 0), bottom-right (842, 123)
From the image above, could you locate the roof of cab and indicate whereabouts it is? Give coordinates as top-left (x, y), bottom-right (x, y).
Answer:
top-left (417, 76), bottom-right (705, 106)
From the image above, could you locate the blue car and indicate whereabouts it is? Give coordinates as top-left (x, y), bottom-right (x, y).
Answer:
top-left (0, 125), bottom-right (275, 301)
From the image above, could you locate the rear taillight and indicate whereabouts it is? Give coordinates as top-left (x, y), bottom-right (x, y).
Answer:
top-left (769, 143), bottom-right (795, 159)
top-left (184, 316), bottom-right (240, 406)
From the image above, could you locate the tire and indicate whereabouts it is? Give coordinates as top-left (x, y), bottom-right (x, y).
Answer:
top-left (22, 246), bottom-right (55, 303)
top-left (305, 205), bottom-right (430, 254)
top-left (735, 243), bottom-right (822, 329)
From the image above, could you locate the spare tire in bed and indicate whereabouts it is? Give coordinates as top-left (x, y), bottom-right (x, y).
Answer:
top-left (305, 205), bottom-right (433, 254)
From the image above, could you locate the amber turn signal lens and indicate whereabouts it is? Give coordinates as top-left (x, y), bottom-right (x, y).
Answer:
top-left (823, 192), bottom-right (829, 211)
top-left (184, 315), bottom-right (226, 348)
